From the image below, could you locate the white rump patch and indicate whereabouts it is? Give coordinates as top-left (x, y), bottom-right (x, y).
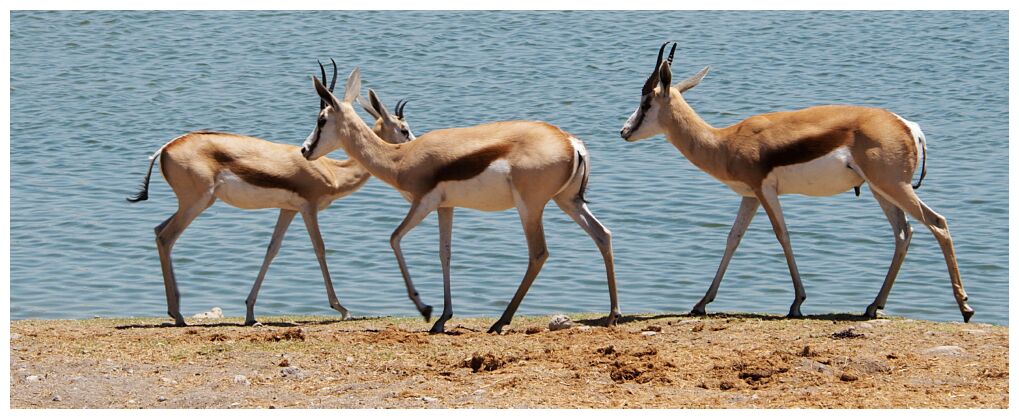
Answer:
top-left (767, 146), bottom-right (864, 197)
top-left (551, 137), bottom-right (587, 197)
top-left (214, 170), bottom-right (305, 210)
top-left (892, 113), bottom-right (925, 170)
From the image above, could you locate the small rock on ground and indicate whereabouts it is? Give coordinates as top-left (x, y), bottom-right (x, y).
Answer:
top-left (192, 307), bottom-right (224, 319)
top-left (922, 345), bottom-right (965, 356)
top-left (799, 358), bottom-right (833, 375)
top-left (51, 395), bottom-right (61, 402)
top-left (548, 315), bottom-right (573, 331)
top-left (280, 366), bottom-right (305, 379)
top-left (233, 374), bottom-right (251, 385)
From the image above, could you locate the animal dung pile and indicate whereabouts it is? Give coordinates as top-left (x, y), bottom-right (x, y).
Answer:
top-left (461, 352), bottom-right (515, 373)
top-left (596, 345), bottom-right (675, 384)
top-left (261, 328), bottom-right (306, 342)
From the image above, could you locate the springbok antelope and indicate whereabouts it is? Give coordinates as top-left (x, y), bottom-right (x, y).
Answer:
top-left (301, 67), bottom-right (619, 333)
top-left (126, 61), bottom-right (416, 326)
top-left (619, 42), bottom-right (974, 322)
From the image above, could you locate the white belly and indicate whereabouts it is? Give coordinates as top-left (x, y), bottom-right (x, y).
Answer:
top-left (767, 146), bottom-right (864, 196)
top-left (435, 159), bottom-right (516, 211)
top-left (214, 170), bottom-right (305, 210)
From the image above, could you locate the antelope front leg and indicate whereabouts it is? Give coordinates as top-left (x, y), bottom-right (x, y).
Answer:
top-left (692, 196), bottom-right (759, 315)
top-left (301, 207), bottom-right (349, 320)
top-left (245, 209), bottom-right (297, 326)
top-left (756, 186), bottom-right (806, 318)
top-left (390, 199), bottom-right (437, 321)
top-left (429, 207), bottom-right (455, 334)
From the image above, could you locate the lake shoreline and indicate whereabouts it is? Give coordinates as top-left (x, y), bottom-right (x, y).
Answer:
top-left (10, 313), bottom-right (1008, 408)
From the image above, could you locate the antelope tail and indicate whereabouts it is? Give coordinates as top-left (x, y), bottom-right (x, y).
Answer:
top-left (126, 151), bottom-right (160, 203)
top-left (912, 128), bottom-right (928, 190)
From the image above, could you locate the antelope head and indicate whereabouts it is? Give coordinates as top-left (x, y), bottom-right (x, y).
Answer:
top-left (619, 42), bottom-right (709, 142)
top-left (358, 89), bottom-right (415, 142)
top-left (301, 60), bottom-right (414, 160)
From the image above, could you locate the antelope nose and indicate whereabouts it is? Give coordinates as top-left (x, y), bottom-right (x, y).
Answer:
top-left (619, 127), bottom-right (630, 139)
top-left (300, 146), bottom-right (309, 157)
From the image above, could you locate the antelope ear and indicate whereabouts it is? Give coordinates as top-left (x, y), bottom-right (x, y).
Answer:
top-left (342, 67), bottom-right (361, 103)
top-left (358, 96), bottom-right (382, 120)
top-left (657, 61), bottom-right (672, 97)
top-left (313, 76), bottom-right (340, 109)
top-left (367, 89), bottom-right (392, 120)
top-left (675, 66), bottom-right (710, 93)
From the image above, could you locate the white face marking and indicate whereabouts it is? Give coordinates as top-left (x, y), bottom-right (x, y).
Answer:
top-left (435, 159), bottom-right (515, 211)
top-left (620, 97), bottom-right (663, 141)
top-left (213, 170), bottom-right (305, 211)
top-left (766, 146), bottom-right (864, 197)
top-left (303, 112), bottom-right (340, 161)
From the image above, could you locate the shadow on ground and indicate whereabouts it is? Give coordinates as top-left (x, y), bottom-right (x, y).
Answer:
top-left (576, 311), bottom-right (874, 326)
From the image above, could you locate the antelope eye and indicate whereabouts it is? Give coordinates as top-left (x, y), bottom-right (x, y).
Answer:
top-left (317, 117), bottom-right (326, 126)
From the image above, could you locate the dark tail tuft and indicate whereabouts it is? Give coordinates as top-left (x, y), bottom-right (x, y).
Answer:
top-left (912, 128), bottom-right (928, 190)
top-left (126, 187), bottom-right (149, 202)
top-left (576, 150), bottom-right (590, 204)
top-left (912, 151), bottom-right (927, 190)
top-left (126, 153), bottom-right (159, 203)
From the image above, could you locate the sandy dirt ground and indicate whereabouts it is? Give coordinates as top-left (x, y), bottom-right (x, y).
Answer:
top-left (9, 313), bottom-right (1008, 408)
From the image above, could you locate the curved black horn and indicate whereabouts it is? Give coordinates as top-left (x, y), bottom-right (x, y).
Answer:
top-left (318, 60), bottom-right (328, 110)
top-left (328, 58), bottom-right (338, 93)
top-left (395, 100), bottom-right (407, 118)
top-left (667, 43), bottom-right (677, 65)
top-left (642, 42), bottom-right (671, 95)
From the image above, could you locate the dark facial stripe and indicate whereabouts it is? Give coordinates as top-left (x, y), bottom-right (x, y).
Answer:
top-left (305, 117), bottom-right (326, 157)
top-left (430, 144), bottom-right (513, 189)
top-left (629, 95), bottom-right (652, 133)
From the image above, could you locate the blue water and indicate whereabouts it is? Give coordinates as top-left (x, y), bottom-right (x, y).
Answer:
top-left (9, 11), bottom-right (1009, 325)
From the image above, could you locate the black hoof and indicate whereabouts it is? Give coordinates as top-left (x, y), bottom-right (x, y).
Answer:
top-left (607, 312), bottom-right (621, 327)
top-left (690, 307), bottom-right (707, 316)
top-left (421, 305), bottom-right (433, 322)
top-left (962, 309), bottom-right (975, 323)
top-left (487, 323), bottom-right (505, 334)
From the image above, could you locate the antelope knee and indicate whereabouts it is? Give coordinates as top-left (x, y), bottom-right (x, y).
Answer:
top-left (533, 248), bottom-right (549, 264)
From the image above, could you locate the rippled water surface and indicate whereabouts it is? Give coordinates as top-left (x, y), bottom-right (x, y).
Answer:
top-left (10, 11), bottom-right (1008, 324)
